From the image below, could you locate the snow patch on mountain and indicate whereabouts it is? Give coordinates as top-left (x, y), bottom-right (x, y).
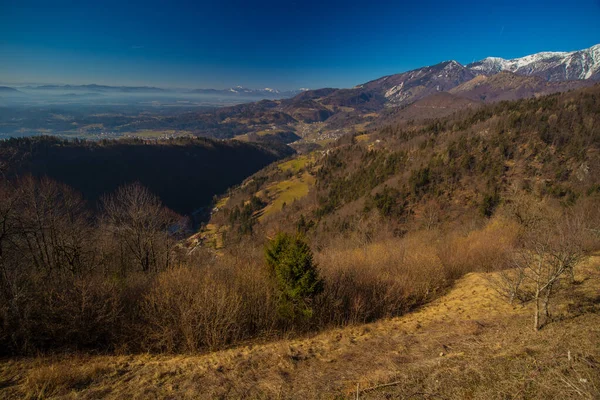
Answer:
top-left (385, 82), bottom-right (404, 98)
top-left (468, 44), bottom-right (600, 81)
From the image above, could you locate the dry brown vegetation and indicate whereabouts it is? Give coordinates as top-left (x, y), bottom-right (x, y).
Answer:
top-left (1, 86), bottom-right (600, 398)
top-left (2, 173), bottom-right (565, 357)
top-left (1, 182), bottom-right (598, 398)
top-left (1, 255), bottom-right (598, 399)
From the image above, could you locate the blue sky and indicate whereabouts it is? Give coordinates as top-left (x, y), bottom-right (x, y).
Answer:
top-left (1, 0), bottom-right (599, 90)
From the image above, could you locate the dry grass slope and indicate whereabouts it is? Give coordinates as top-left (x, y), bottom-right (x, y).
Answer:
top-left (277, 154), bottom-right (313, 173)
top-left (259, 172), bottom-right (315, 221)
top-left (2, 256), bottom-right (598, 399)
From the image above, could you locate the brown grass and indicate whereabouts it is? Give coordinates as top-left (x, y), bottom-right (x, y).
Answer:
top-left (259, 172), bottom-right (315, 221)
top-left (2, 255), bottom-right (598, 399)
top-left (19, 358), bottom-right (113, 399)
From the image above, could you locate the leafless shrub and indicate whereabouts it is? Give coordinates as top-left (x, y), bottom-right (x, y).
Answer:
top-left (570, 194), bottom-right (600, 253)
top-left (437, 216), bottom-right (518, 280)
top-left (141, 267), bottom-right (243, 352)
top-left (314, 226), bottom-right (510, 327)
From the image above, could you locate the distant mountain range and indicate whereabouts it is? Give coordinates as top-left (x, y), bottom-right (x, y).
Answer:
top-left (0, 86), bottom-right (22, 93)
top-left (24, 84), bottom-right (168, 93)
top-left (189, 86), bottom-right (308, 98)
top-left (352, 43), bottom-right (600, 108)
top-left (3, 44), bottom-right (599, 143)
top-left (468, 44), bottom-right (600, 81)
top-left (163, 43), bottom-right (600, 142)
top-left (16, 84), bottom-right (308, 99)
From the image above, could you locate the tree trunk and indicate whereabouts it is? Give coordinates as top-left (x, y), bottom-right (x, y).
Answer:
top-left (533, 288), bottom-right (541, 331)
top-left (568, 266), bottom-right (575, 284)
top-left (543, 284), bottom-right (553, 321)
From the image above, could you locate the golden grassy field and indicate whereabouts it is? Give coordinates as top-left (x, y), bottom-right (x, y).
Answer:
top-left (259, 172), bottom-right (315, 221)
top-left (277, 154), bottom-right (314, 173)
top-left (2, 256), bottom-right (598, 399)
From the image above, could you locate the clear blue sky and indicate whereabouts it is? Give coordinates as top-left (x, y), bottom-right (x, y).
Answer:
top-left (1, 0), bottom-right (599, 90)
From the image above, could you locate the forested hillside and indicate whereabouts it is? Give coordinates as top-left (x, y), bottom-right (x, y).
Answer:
top-left (0, 136), bottom-right (294, 215)
top-left (215, 84), bottom-right (600, 241)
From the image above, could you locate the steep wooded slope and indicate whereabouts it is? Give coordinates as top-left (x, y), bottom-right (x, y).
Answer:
top-left (0, 137), bottom-right (294, 215)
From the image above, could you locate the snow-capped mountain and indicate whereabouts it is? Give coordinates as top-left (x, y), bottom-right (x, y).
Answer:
top-left (279, 44), bottom-right (600, 113)
top-left (190, 87), bottom-right (307, 99)
top-left (468, 44), bottom-right (600, 81)
top-left (234, 87), bottom-right (309, 97)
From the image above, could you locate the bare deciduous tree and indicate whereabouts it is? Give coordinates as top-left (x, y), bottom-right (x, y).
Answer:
top-left (0, 181), bottom-right (19, 303)
top-left (422, 199), bottom-right (442, 230)
top-left (496, 212), bottom-right (584, 331)
top-left (101, 182), bottom-right (180, 274)
top-left (14, 177), bottom-right (95, 276)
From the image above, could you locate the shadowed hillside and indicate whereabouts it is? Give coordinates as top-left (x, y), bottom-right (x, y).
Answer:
top-left (0, 136), bottom-right (294, 215)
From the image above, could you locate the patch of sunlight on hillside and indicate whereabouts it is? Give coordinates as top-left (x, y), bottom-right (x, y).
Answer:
top-left (259, 172), bottom-right (315, 220)
top-left (278, 155), bottom-right (312, 173)
top-left (256, 129), bottom-right (283, 136)
top-left (215, 197), bottom-right (229, 209)
top-left (203, 223), bottom-right (226, 249)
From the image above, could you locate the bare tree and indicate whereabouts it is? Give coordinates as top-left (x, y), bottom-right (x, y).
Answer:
top-left (0, 177), bottom-right (100, 353)
top-left (422, 199), bottom-right (442, 230)
top-left (13, 177), bottom-right (95, 276)
top-left (0, 181), bottom-right (19, 303)
top-left (499, 213), bottom-right (584, 331)
top-left (101, 183), bottom-right (180, 274)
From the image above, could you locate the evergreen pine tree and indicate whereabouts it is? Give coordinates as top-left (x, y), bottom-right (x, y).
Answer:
top-left (265, 233), bottom-right (324, 321)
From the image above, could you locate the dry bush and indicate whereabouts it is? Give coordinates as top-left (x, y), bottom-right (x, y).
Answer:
top-left (570, 194), bottom-right (600, 253)
top-left (314, 219), bottom-right (518, 329)
top-left (315, 232), bottom-right (445, 326)
top-left (188, 240), bottom-right (279, 338)
top-left (141, 267), bottom-right (244, 352)
top-left (1, 273), bottom-right (124, 354)
top-left (436, 216), bottom-right (519, 279)
top-left (40, 275), bottom-right (123, 349)
top-left (227, 257), bottom-right (279, 337)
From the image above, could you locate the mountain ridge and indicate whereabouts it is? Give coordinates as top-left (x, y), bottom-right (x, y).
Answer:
top-left (21, 84), bottom-right (309, 99)
top-left (467, 43), bottom-right (600, 81)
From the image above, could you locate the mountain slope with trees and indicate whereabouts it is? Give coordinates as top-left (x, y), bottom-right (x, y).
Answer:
top-left (0, 136), bottom-right (294, 215)
top-left (214, 83), bottom-right (600, 245)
